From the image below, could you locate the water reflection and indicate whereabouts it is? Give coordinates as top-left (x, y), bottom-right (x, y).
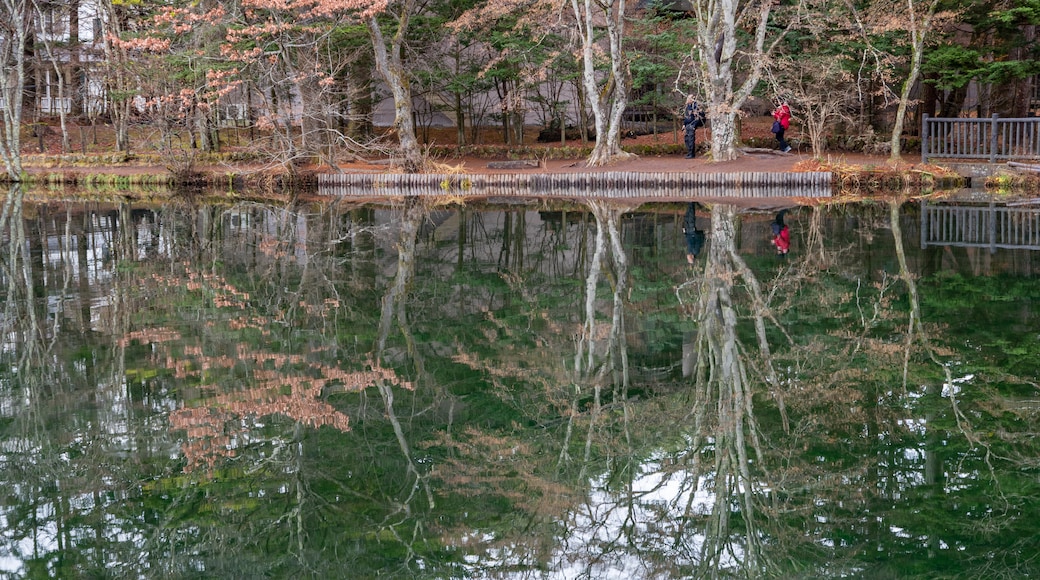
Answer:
top-left (1, 192), bottom-right (1039, 578)
top-left (562, 201), bottom-right (636, 479)
top-left (921, 200), bottom-right (1040, 252)
top-left (673, 203), bottom-right (792, 577)
top-left (375, 196), bottom-right (435, 510)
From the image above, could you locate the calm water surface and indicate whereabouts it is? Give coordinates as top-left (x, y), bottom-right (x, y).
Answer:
top-left (1, 187), bottom-right (1038, 579)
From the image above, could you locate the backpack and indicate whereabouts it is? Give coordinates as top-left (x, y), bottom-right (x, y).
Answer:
top-left (693, 110), bottom-right (706, 128)
top-left (685, 105), bottom-right (706, 129)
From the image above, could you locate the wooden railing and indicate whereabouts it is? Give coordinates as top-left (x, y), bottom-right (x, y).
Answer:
top-left (920, 201), bottom-right (1040, 252)
top-left (921, 114), bottom-right (1040, 164)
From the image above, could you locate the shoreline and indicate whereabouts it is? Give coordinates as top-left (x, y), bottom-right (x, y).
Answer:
top-left (10, 148), bottom-right (1036, 197)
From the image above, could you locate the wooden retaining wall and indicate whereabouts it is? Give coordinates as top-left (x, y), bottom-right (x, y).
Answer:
top-left (317, 172), bottom-right (833, 200)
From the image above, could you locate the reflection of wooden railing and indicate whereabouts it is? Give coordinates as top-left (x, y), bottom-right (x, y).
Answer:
top-left (317, 172), bottom-right (833, 200)
top-left (921, 115), bottom-right (1040, 164)
top-left (920, 201), bottom-right (1040, 252)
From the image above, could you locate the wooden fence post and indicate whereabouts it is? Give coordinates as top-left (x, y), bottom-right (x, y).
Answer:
top-left (920, 200), bottom-right (929, 249)
top-left (989, 202), bottom-right (997, 254)
top-left (990, 114), bottom-right (999, 163)
top-left (921, 114), bottom-right (930, 164)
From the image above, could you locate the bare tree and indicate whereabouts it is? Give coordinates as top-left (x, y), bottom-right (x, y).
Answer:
top-left (0, 0), bottom-right (29, 179)
top-left (843, 0), bottom-right (949, 161)
top-left (886, 0), bottom-right (944, 161)
top-left (31, 0), bottom-right (72, 153)
top-left (367, 0), bottom-right (425, 173)
top-left (98, 0), bottom-right (133, 152)
top-left (570, 0), bottom-right (633, 166)
top-left (683, 0), bottom-right (802, 161)
top-left (772, 53), bottom-right (858, 159)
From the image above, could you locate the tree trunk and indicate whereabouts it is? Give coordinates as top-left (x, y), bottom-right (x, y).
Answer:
top-left (368, 8), bottom-right (424, 173)
top-left (683, 204), bottom-right (776, 575)
top-left (297, 71), bottom-right (328, 163)
top-left (1009, 25), bottom-right (1035, 118)
top-left (571, 0), bottom-right (634, 167)
top-left (33, 17), bottom-right (72, 153)
top-left (194, 105), bottom-right (213, 152)
top-left (692, 0), bottom-right (784, 162)
top-left (0, 0), bottom-right (29, 179)
top-left (921, 72), bottom-right (937, 119)
top-left (888, 0), bottom-right (940, 162)
top-left (68, 0), bottom-right (82, 117)
top-left (454, 85), bottom-right (465, 147)
top-left (101, 0), bottom-right (131, 153)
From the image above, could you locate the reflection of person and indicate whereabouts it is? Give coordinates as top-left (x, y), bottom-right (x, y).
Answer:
top-left (683, 202), bottom-right (706, 263)
top-left (682, 96), bottom-right (704, 159)
top-left (770, 209), bottom-right (790, 256)
top-left (772, 102), bottom-right (792, 152)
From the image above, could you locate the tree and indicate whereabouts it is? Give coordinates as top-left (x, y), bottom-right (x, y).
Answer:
top-left (365, 0), bottom-right (425, 172)
top-left (885, 0), bottom-right (944, 161)
top-left (450, 23), bottom-right (530, 147)
top-left (452, 0), bottom-right (582, 147)
top-left (836, 0), bottom-right (959, 160)
top-left (410, 0), bottom-right (491, 147)
top-left (96, 0), bottom-right (139, 153)
top-left (103, 2), bottom-right (219, 173)
top-left (0, 0), bottom-right (29, 180)
top-left (570, 0), bottom-right (634, 166)
top-left (924, 0), bottom-right (1040, 118)
top-left (627, 4), bottom-right (695, 143)
top-left (31, 0), bottom-right (73, 153)
top-left (772, 47), bottom-right (859, 158)
top-left (685, 0), bottom-right (802, 162)
top-left (220, 1), bottom-right (367, 170)
top-left (126, 0), bottom-right (376, 174)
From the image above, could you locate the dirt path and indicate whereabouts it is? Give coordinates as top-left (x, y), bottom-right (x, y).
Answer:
top-left (445, 150), bottom-right (886, 175)
top-left (21, 149), bottom-right (885, 179)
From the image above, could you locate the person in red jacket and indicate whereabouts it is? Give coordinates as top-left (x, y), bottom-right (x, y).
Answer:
top-left (772, 102), bottom-right (792, 152)
top-left (770, 209), bottom-right (790, 256)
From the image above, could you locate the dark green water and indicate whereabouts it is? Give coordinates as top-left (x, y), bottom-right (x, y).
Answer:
top-left (0, 193), bottom-right (1038, 579)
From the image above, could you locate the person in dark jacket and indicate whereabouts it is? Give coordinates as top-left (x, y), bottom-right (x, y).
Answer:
top-left (682, 96), bottom-right (705, 159)
top-left (683, 202), bottom-right (706, 263)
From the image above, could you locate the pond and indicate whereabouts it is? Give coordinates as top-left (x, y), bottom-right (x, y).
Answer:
top-left (1, 186), bottom-right (1038, 579)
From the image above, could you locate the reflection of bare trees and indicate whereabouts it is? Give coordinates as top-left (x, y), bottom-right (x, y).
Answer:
top-left (0, 186), bottom-right (40, 358)
top-left (560, 201), bottom-right (635, 477)
top-left (680, 204), bottom-right (790, 577)
top-left (888, 199), bottom-right (990, 471)
top-left (803, 205), bottom-right (832, 269)
top-left (376, 196), bottom-right (425, 374)
top-left (0, 191), bottom-right (160, 578)
top-left (374, 196), bottom-right (436, 509)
